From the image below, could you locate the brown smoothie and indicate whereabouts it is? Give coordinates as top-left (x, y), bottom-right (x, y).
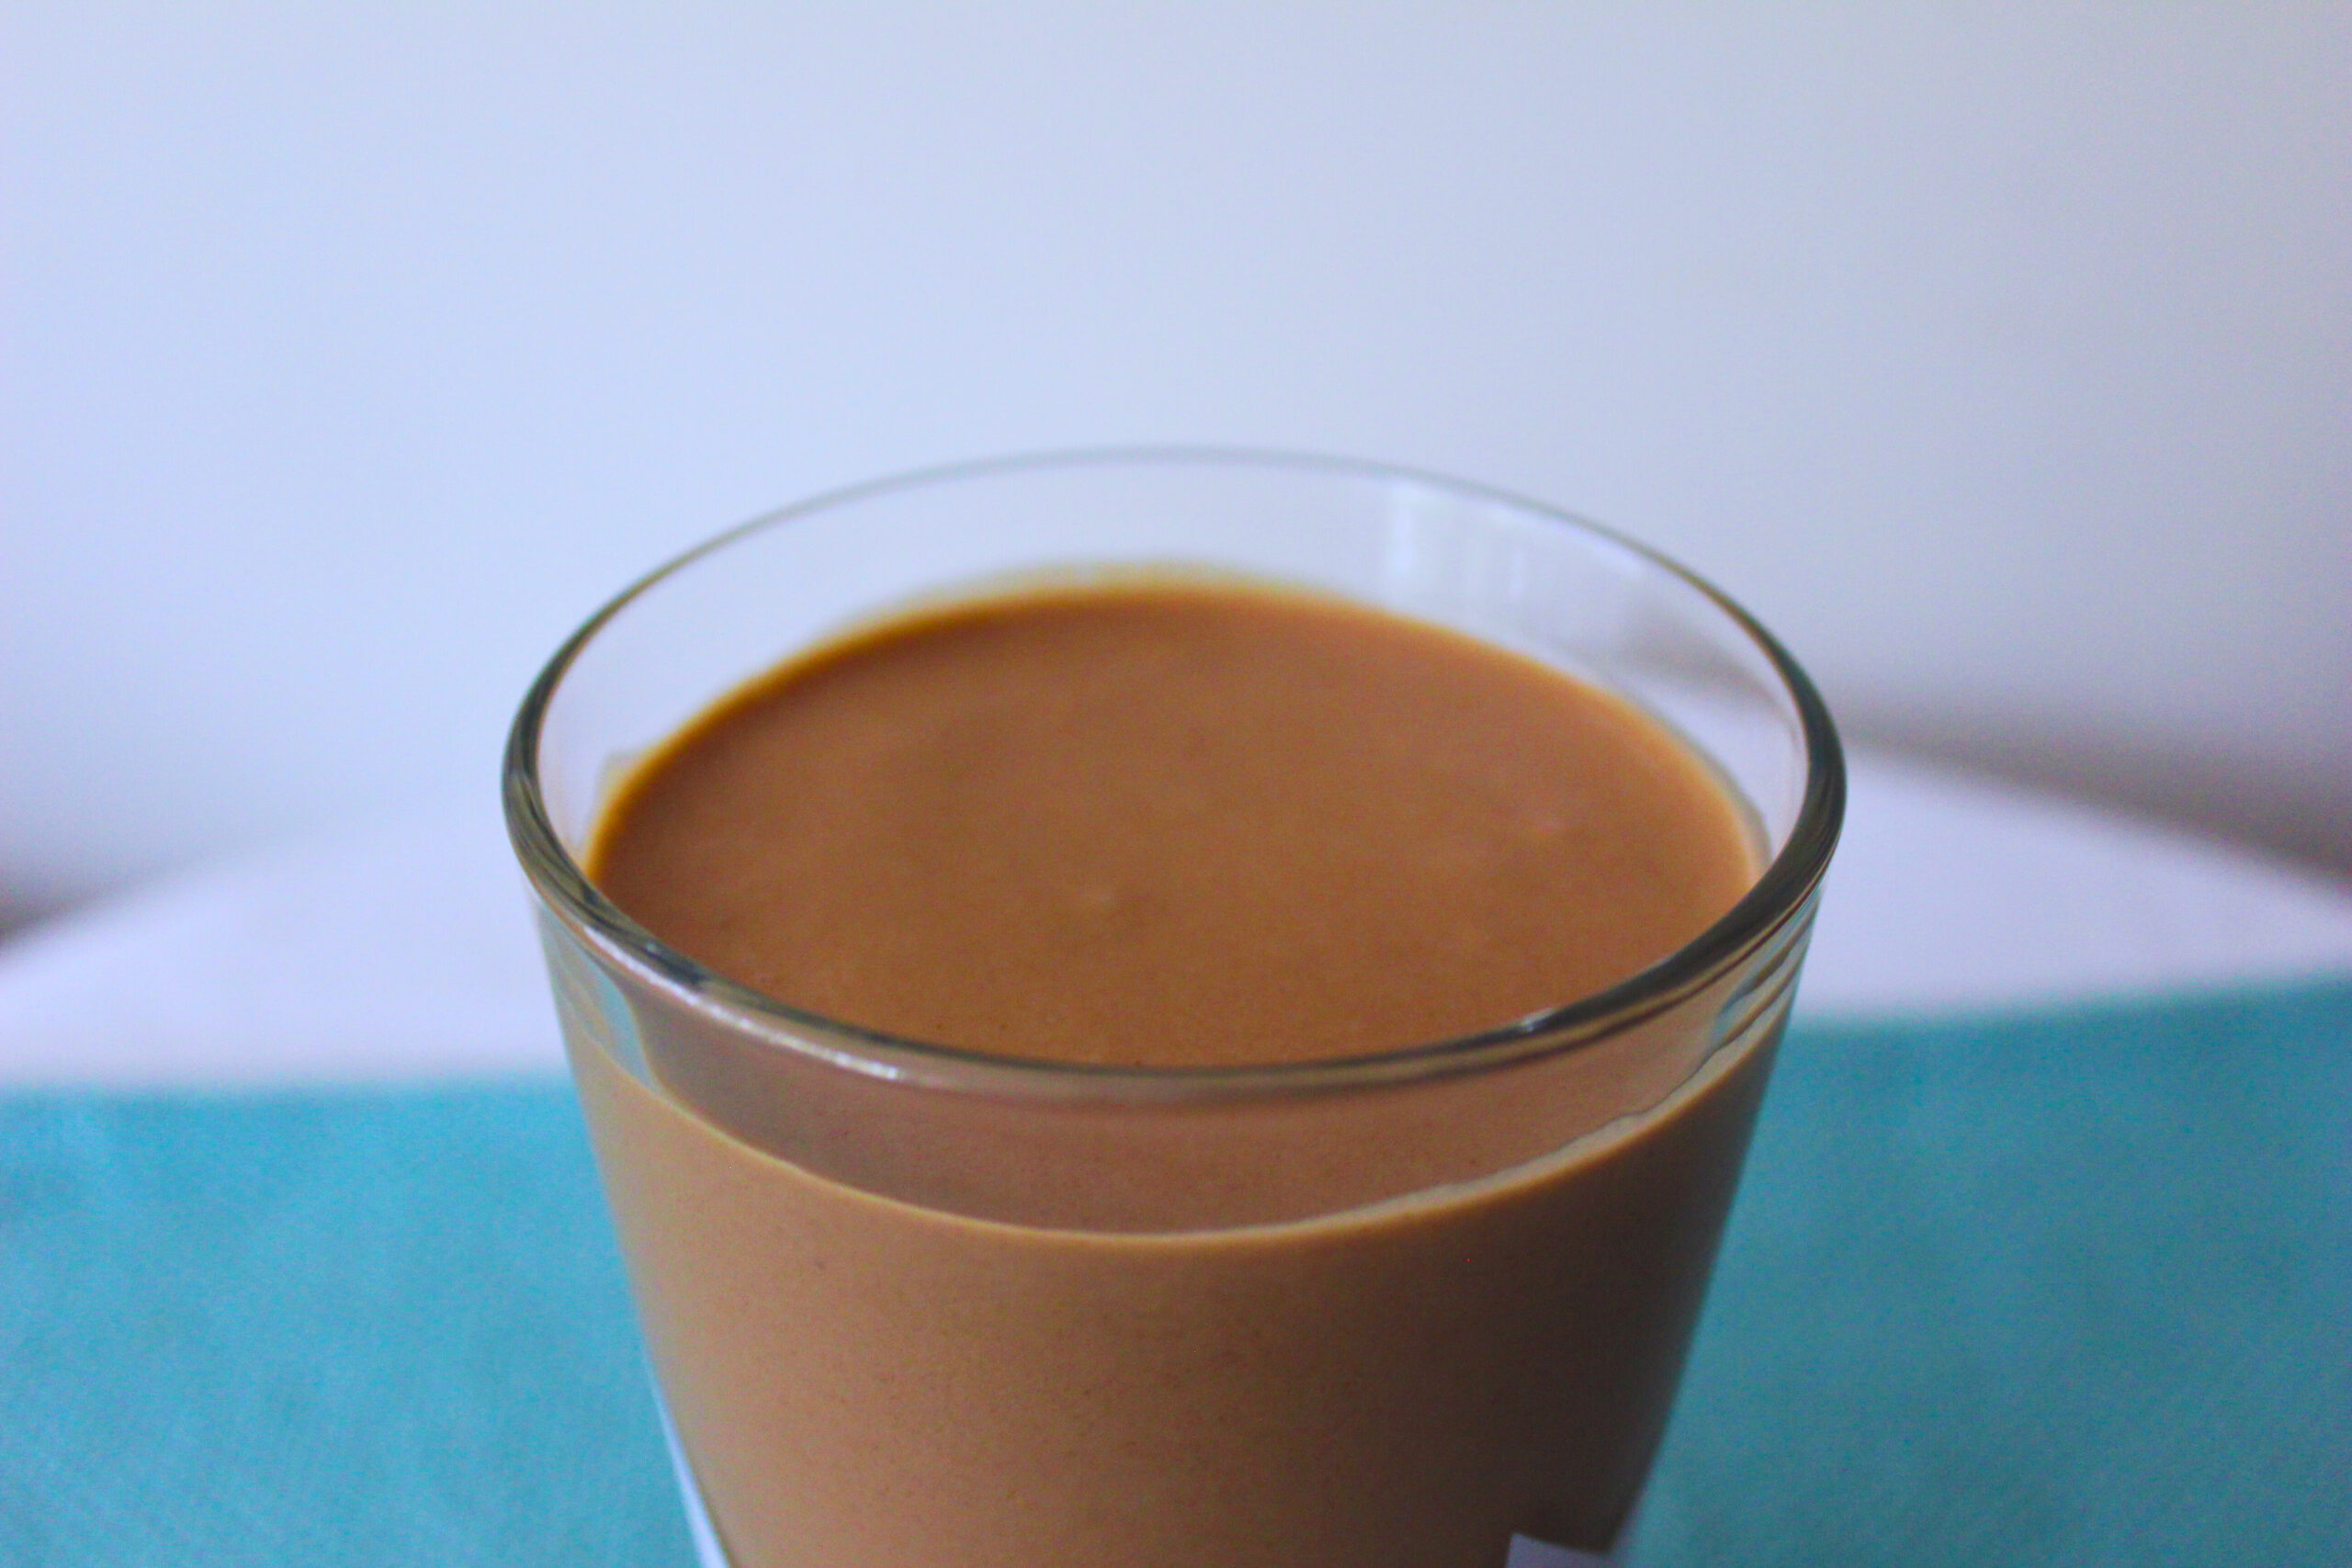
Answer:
top-left (568, 581), bottom-right (1783, 1567)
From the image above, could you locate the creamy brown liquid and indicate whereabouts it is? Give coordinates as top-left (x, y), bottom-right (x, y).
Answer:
top-left (570, 581), bottom-right (1782, 1566)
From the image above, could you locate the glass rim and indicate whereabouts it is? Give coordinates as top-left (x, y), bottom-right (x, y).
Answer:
top-left (503, 446), bottom-right (1845, 1101)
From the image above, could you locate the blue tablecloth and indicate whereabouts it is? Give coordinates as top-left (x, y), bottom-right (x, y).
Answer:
top-left (6, 981), bottom-right (2348, 1566)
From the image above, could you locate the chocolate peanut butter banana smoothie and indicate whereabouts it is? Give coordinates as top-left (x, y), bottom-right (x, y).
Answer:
top-left (571, 583), bottom-right (1768, 1567)
top-left (590, 585), bottom-right (1757, 1068)
top-left (508, 452), bottom-right (1840, 1568)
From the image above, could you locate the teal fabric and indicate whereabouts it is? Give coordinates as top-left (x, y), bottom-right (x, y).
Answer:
top-left (5, 981), bottom-right (2347, 1566)
top-left (1638, 979), bottom-right (2352, 1566)
top-left (0, 1090), bottom-right (691, 1567)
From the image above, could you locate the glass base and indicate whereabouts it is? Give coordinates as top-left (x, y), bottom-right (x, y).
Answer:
top-left (1505, 1532), bottom-right (1625, 1567)
top-left (659, 1398), bottom-right (731, 1568)
top-left (661, 1393), bottom-right (1630, 1568)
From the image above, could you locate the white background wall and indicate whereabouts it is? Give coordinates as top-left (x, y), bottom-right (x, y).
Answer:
top-left (4, 3), bottom-right (2347, 931)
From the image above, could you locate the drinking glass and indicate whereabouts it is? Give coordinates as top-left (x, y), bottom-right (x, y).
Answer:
top-left (504, 450), bottom-right (1843, 1568)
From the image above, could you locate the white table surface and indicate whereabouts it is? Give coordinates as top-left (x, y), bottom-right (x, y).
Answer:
top-left (4, 745), bottom-right (2349, 1090)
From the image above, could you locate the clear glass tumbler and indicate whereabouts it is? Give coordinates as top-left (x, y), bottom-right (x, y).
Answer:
top-left (504, 450), bottom-right (1843, 1568)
